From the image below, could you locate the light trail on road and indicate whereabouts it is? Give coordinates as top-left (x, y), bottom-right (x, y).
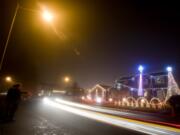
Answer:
top-left (54, 98), bottom-right (180, 128)
top-left (43, 98), bottom-right (180, 135)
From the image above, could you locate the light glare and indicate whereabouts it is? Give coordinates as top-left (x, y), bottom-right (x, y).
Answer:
top-left (96, 97), bottom-right (102, 103)
top-left (64, 77), bottom-right (70, 83)
top-left (43, 97), bottom-right (49, 104)
top-left (42, 10), bottom-right (53, 22)
top-left (141, 99), bottom-right (145, 103)
top-left (109, 98), bottom-right (113, 102)
top-left (5, 76), bottom-right (12, 82)
top-left (166, 66), bottom-right (172, 72)
top-left (87, 95), bottom-right (92, 100)
top-left (81, 96), bottom-right (85, 100)
top-left (122, 98), bottom-right (127, 102)
top-left (138, 65), bottom-right (144, 73)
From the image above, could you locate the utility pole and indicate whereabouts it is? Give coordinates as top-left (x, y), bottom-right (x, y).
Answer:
top-left (0, 3), bottom-right (19, 71)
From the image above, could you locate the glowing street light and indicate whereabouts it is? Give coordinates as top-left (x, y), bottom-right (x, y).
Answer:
top-left (166, 66), bottom-right (172, 72)
top-left (42, 9), bottom-right (54, 22)
top-left (5, 76), bottom-right (12, 83)
top-left (64, 76), bottom-right (70, 83)
top-left (0, 4), bottom-right (55, 71)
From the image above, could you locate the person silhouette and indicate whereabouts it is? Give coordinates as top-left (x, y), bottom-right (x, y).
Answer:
top-left (5, 84), bottom-right (21, 121)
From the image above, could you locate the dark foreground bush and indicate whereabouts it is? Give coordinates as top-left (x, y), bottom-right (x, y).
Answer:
top-left (167, 95), bottom-right (180, 116)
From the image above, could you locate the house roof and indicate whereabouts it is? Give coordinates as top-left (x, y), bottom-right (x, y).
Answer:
top-left (98, 84), bottom-right (111, 90)
top-left (88, 84), bottom-right (112, 93)
top-left (117, 72), bottom-right (167, 82)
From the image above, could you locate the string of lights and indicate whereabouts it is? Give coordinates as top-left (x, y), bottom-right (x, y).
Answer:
top-left (116, 83), bottom-right (168, 91)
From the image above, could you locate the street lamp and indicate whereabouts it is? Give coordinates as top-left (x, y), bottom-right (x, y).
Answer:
top-left (42, 10), bottom-right (54, 22)
top-left (0, 3), bottom-right (55, 71)
top-left (64, 76), bottom-right (70, 83)
top-left (5, 76), bottom-right (12, 83)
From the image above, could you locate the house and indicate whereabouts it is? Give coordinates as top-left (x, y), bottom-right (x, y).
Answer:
top-left (88, 84), bottom-right (130, 101)
top-left (108, 87), bottom-right (130, 101)
top-left (88, 84), bottom-right (111, 100)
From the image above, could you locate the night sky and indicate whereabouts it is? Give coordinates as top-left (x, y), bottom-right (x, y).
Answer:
top-left (0, 0), bottom-right (179, 90)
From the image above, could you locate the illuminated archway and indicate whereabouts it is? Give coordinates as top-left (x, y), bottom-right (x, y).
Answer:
top-left (150, 97), bottom-right (162, 109)
top-left (137, 97), bottom-right (149, 108)
top-left (127, 97), bottom-right (137, 107)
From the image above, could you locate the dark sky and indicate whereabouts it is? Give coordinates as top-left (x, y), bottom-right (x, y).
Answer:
top-left (0, 0), bottom-right (179, 90)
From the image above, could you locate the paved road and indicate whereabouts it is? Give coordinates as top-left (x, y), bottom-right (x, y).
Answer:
top-left (0, 98), bottom-right (145, 135)
top-left (1, 98), bottom-right (180, 135)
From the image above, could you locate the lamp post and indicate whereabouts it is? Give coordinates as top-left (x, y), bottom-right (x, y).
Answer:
top-left (0, 3), bottom-right (20, 71)
top-left (0, 3), bottom-right (54, 71)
